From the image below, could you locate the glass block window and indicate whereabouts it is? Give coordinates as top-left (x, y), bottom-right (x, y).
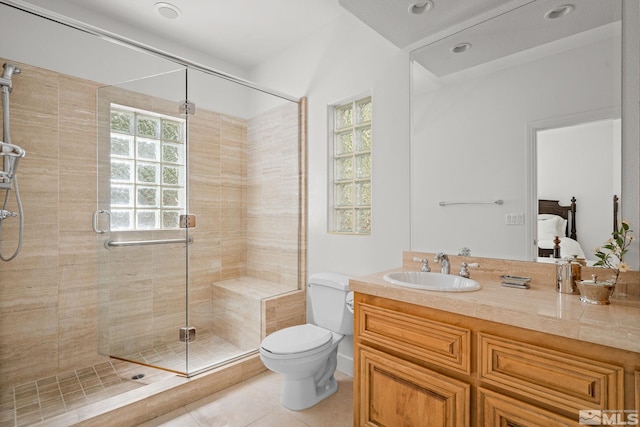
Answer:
top-left (330, 96), bottom-right (372, 234)
top-left (109, 105), bottom-right (185, 231)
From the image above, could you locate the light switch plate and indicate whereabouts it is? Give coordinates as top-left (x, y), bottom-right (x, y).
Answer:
top-left (505, 213), bottom-right (524, 225)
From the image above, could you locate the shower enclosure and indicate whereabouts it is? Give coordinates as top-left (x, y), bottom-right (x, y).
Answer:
top-left (94, 62), bottom-right (304, 376)
top-left (0, 3), bottom-right (305, 424)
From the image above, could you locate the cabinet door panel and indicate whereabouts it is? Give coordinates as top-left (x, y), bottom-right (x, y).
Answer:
top-left (357, 346), bottom-right (469, 427)
top-left (478, 388), bottom-right (576, 427)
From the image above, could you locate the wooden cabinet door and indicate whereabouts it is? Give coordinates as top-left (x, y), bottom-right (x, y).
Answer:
top-left (356, 346), bottom-right (470, 427)
top-left (478, 388), bottom-right (577, 427)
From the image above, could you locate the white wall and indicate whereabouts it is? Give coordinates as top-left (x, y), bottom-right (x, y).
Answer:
top-left (249, 13), bottom-right (412, 277)
top-left (621, 0), bottom-right (640, 269)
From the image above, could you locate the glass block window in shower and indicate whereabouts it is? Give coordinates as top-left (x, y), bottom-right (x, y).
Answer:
top-left (329, 95), bottom-right (372, 234)
top-left (109, 105), bottom-right (185, 231)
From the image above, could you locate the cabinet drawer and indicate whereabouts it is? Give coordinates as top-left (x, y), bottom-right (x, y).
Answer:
top-left (357, 302), bottom-right (470, 374)
top-left (478, 333), bottom-right (624, 415)
top-left (478, 387), bottom-right (576, 427)
top-left (357, 346), bottom-right (470, 427)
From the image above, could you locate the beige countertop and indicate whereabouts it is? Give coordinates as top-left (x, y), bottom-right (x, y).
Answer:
top-left (350, 267), bottom-right (640, 354)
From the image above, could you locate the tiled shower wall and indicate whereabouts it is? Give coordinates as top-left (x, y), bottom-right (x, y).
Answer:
top-left (247, 102), bottom-right (301, 288)
top-left (0, 59), bottom-right (305, 388)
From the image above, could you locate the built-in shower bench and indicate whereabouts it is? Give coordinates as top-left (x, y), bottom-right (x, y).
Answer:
top-left (211, 276), bottom-right (304, 351)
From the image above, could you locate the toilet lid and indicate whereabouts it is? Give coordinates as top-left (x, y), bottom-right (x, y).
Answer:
top-left (262, 324), bottom-right (332, 355)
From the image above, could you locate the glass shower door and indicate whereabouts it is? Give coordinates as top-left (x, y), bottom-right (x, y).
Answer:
top-left (96, 68), bottom-right (192, 374)
top-left (183, 67), bottom-right (303, 375)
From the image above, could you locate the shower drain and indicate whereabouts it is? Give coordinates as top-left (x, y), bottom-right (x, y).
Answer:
top-left (131, 374), bottom-right (145, 380)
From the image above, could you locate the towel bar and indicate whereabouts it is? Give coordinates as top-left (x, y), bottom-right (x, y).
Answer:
top-left (105, 237), bottom-right (193, 248)
top-left (438, 200), bottom-right (503, 206)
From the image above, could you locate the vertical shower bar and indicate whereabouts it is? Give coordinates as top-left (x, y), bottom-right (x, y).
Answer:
top-left (184, 67), bottom-right (190, 375)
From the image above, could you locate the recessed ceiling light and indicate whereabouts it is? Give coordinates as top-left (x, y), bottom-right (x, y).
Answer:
top-left (408, 0), bottom-right (434, 15)
top-left (451, 43), bottom-right (472, 54)
top-left (154, 2), bottom-right (181, 20)
top-left (545, 4), bottom-right (574, 20)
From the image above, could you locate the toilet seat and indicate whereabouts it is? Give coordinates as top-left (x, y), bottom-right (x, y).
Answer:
top-left (261, 324), bottom-right (333, 358)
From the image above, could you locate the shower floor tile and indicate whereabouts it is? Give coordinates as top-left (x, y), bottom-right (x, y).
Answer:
top-left (1, 333), bottom-right (248, 426)
top-left (1, 360), bottom-right (169, 427)
top-left (121, 331), bottom-right (249, 374)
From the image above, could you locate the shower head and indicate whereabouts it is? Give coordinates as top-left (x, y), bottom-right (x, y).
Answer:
top-left (1, 63), bottom-right (20, 93)
top-left (2, 63), bottom-right (21, 80)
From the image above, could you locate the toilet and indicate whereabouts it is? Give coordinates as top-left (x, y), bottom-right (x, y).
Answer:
top-left (259, 272), bottom-right (354, 410)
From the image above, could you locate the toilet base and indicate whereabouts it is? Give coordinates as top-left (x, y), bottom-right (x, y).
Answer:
top-left (280, 375), bottom-right (338, 411)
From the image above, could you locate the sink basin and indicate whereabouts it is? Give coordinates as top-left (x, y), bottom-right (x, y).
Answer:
top-left (383, 271), bottom-right (481, 292)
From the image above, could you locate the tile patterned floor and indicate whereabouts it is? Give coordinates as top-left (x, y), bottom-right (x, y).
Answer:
top-left (137, 370), bottom-right (354, 427)
top-left (0, 332), bottom-right (248, 427)
top-left (0, 360), bottom-right (173, 427)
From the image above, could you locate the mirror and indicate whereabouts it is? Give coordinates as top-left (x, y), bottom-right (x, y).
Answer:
top-left (410, 0), bottom-right (624, 263)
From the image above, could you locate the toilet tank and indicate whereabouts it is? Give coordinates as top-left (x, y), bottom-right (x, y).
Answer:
top-left (307, 273), bottom-right (353, 335)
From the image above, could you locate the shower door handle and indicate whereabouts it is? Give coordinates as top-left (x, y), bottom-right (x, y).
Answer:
top-left (92, 209), bottom-right (111, 234)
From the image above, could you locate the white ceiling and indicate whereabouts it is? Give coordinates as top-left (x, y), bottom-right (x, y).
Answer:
top-left (14, 0), bottom-right (346, 69)
top-left (12, 0), bottom-right (547, 71)
top-left (10, 0), bottom-right (620, 75)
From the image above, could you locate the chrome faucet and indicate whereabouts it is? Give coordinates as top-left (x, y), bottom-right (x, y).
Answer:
top-left (434, 252), bottom-right (450, 274)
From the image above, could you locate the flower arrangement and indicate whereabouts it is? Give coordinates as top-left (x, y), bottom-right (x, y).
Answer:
top-left (593, 221), bottom-right (634, 285)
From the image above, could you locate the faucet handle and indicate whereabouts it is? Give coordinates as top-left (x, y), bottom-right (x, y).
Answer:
top-left (412, 257), bottom-right (431, 272)
top-left (459, 262), bottom-right (479, 278)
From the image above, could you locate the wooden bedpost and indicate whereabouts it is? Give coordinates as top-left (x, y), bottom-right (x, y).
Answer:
top-left (613, 195), bottom-right (619, 239)
top-left (569, 197), bottom-right (577, 241)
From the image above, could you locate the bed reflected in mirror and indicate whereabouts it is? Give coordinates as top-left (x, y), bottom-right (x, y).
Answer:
top-left (535, 116), bottom-right (621, 263)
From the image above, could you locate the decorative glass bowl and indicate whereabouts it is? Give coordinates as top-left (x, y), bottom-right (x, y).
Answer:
top-left (576, 275), bottom-right (615, 305)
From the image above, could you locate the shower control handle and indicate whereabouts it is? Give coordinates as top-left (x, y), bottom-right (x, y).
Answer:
top-left (0, 209), bottom-right (17, 220)
top-left (92, 209), bottom-right (111, 234)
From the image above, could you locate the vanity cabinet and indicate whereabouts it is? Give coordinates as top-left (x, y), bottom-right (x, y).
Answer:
top-left (353, 292), bottom-right (637, 427)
